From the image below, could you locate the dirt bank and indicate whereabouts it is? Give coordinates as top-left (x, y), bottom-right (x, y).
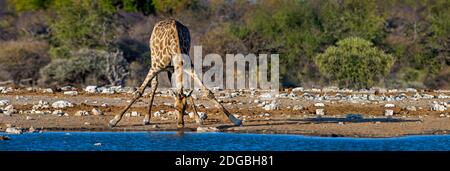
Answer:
top-left (1, 88), bottom-right (449, 138)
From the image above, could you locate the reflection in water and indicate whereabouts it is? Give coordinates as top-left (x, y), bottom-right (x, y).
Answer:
top-left (176, 130), bottom-right (185, 137)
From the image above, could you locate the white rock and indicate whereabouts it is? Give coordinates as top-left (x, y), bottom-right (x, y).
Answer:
top-left (431, 102), bottom-right (447, 111)
top-left (101, 87), bottom-right (115, 94)
top-left (6, 127), bottom-right (22, 134)
top-left (406, 106), bottom-right (417, 111)
top-left (74, 110), bottom-right (89, 116)
top-left (384, 104), bottom-right (395, 108)
top-left (153, 111), bottom-right (161, 117)
top-left (26, 116), bottom-right (34, 120)
top-left (52, 110), bottom-right (66, 116)
top-left (60, 86), bottom-right (75, 91)
top-left (52, 100), bottom-right (74, 109)
top-left (292, 87), bottom-right (304, 92)
top-left (3, 105), bottom-right (16, 115)
top-left (314, 103), bottom-right (325, 107)
top-left (85, 86), bottom-right (98, 93)
top-left (198, 112), bottom-right (207, 120)
top-left (188, 112), bottom-right (194, 118)
top-left (0, 100), bottom-right (10, 106)
top-left (63, 91), bottom-right (78, 96)
top-left (262, 101), bottom-right (279, 111)
top-left (197, 126), bottom-right (219, 132)
top-left (131, 111), bottom-right (140, 117)
top-left (42, 88), bottom-right (54, 93)
top-left (91, 108), bottom-right (103, 116)
top-left (385, 109), bottom-right (394, 116)
top-left (33, 100), bottom-right (50, 110)
top-left (316, 109), bottom-right (325, 115)
top-left (293, 105), bottom-right (303, 111)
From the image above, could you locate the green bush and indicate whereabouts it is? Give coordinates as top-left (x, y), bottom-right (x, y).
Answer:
top-left (315, 37), bottom-right (394, 89)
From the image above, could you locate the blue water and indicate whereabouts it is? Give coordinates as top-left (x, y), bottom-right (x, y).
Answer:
top-left (1, 132), bottom-right (450, 151)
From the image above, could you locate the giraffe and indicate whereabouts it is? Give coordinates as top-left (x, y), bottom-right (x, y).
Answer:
top-left (108, 19), bottom-right (242, 128)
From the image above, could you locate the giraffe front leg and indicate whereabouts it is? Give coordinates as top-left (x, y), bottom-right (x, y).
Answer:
top-left (109, 69), bottom-right (159, 128)
top-left (189, 96), bottom-right (203, 125)
top-left (144, 78), bottom-right (158, 125)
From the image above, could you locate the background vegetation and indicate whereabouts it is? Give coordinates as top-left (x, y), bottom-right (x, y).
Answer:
top-left (0, 0), bottom-right (448, 89)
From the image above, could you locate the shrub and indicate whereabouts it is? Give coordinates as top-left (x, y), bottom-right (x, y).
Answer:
top-left (315, 37), bottom-right (394, 89)
top-left (0, 40), bottom-right (50, 85)
top-left (39, 48), bottom-right (129, 86)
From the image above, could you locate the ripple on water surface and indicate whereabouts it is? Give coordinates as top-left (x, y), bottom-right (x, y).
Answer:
top-left (1, 132), bottom-right (450, 151)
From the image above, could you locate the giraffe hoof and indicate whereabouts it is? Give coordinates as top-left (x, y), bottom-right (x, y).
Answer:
top-left (108, 119), bottom-right (118, 128)
top-left (143, 120), bottom-right (150, 125)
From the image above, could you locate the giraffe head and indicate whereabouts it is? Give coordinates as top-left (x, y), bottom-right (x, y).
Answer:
top-left (170, 89), bottom-right (193, 128)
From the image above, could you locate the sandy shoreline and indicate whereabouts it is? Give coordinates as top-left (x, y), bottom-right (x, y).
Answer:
top-left (1, 88), bottom-right (449, 138)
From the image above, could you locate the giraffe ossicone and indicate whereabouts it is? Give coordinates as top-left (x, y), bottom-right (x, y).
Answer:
top-left (108, 19), bottom-right (242, 128)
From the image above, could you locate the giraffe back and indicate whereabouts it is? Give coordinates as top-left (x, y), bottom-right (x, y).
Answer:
top-left (149, 19), bottom-right (191, 69)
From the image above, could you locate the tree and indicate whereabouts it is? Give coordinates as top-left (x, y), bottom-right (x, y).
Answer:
top-left (49, 0), bottom-right (119, 58)
top-left (315, 37), bottom-right (394, 89)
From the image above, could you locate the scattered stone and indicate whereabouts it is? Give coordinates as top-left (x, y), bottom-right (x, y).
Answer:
top-left (84, 122), bottom-right (90, 125)
top-left (430, 102), bottom-right (447, 111)
top-left (188, 112), bottom-right (194, 118)
top-left (101, 103), bottom-right (109, 107)
top-left (74, 110), bottom-right (89, 116)
top-left (61, 86), bottom-right (76, 91)
top-left (91, 108), bottom-right (103, 116)
top-left (405, 106), bottom-right (417, 111)
top-left (197, 126), bottom-right (219, 132)
top-left (316, 109), bottom-right (325, 115)
top-left (152, 125), bottom-right (159, 129)
top-left (0, 100), bottom-right (10, 106)
top-left (314, 103), bottom-right (325, 107)
top-left (52, 100), bottom-right (74, 109)
top-left (63, 91), bottom-right (78, 96)
top-left (100, 87), bottom-right (115, 94)
top-left (6, 127), bottom-right (22, 134)
top-left (33, 100), bottom-right (50, 110)
top-left (262, 101), bottom-right (279, 111)
top-left (338, 122), bottom-right (344, 125)
top-left (292, 87), bottom-right (304, 92)
top-left (131, 111), bottom-right (140, 117)
top-left (154, 111), bottom-right (162, 117)
top-left (384, 104), bottom-right (395, 108)
top-left (52, 110), bottom-right (66, 116)
top-left (42, 88), bottom-right (54, 93)
top-left (385, 109), bottom-right (394, 116)
top-left (26, 116), bottom-right (34, 120)
top-left (198, 112), bottom-right (207, 120)
top-left (293, 105), bottom-right (303, 111)
top-left (85, 86), bottom-right (98, 93)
